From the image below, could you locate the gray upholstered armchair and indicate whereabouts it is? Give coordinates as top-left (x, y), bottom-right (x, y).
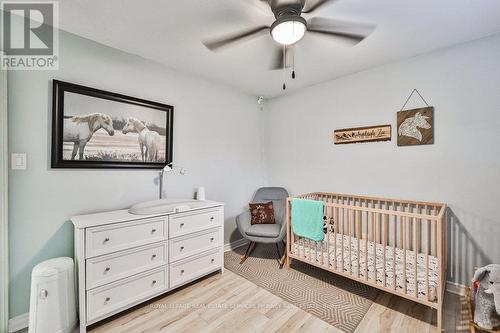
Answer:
top-left (236, 187), bottom-right (289, 267)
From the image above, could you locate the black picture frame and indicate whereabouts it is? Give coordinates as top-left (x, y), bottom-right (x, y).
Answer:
top-left (51, 80), bottom-right (173, 169)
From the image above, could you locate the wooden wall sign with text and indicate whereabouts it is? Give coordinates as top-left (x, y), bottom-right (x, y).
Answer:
top-left (333, 124), bottom-right (392, 145)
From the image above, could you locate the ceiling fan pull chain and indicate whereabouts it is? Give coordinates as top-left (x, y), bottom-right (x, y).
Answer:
top-left (282, 45), bottom-right (286, 90)
top-left (292, 47), bottom-right (296, 79)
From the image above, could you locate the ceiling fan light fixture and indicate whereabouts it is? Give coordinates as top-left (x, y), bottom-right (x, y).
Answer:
top-left (271, 16), bottom-right (306, 45)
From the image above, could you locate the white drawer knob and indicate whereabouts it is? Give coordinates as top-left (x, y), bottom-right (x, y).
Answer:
top-left (151, 254), bottom-right (157, 259)
top-left (210, 237), bottom-right (214, 242)
top-left (211, 258), bottom-right (215, 263)
top-left (103, 237), bottom-right (110, 243)
top-left (180, 246), bottom-right (184, 251)
top-left (104, 267), bottom-right (110, 272)
top-left (105, 297), bottom-right (110, 303)
top-left (180, 269), bottom-right (185, 275)
top-left (210, 216), bottom-right (214, 221)
top-left (152, 280), bottom-right (157, 285)
top-left (180, 223), bottom-right (185, 228)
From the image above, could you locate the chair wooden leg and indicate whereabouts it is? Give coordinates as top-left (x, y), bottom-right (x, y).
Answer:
top-left (275, 243), bottom-right (286, 269)
top-left (279, 240), bottom-right (287, 268)
top-left (279, 252), bottom-right (287, 269)
top-left (240, 242), bottom-right (256, 264)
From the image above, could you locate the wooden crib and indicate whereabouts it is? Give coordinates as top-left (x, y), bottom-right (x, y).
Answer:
top-left (285, 192), bottom-right (447, 331)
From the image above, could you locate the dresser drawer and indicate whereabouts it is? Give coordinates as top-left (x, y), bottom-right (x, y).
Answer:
top-left (86, 266), bottom-right (168, 322)
top-left (86, 242), bottom-right (168, 289)
top-left (169, 248), bottom-right (222, 288)
top-left (169, 209), bottom-right (220, 238)
top-left (86, 217), bottom-right (167, 258)
top-left (169, 228), bottom-right (220, 262)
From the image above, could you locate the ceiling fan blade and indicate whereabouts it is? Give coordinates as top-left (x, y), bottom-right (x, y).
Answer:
top-left (202, 26), bottom-right (270, 51)
top-left (270, 45), bottom-right (283, 70)
top-left (302, 0), bottom-right (337, 14)
top-left (245, 0), bottom-right (273, 16)
top-left (269, 45), bottom-right (292, 70)
top-left (307, 17), bottom-right (375, 44)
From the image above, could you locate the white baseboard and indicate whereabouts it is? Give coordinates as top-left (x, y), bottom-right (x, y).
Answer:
top-left (224, 238), bottom-right (249, 252)
top-left (446, 281), bottom-right (467, 296)
top-left (8, 313), bottom-right (79, 333)
top-left (8, 313), bottom-right (28, 333)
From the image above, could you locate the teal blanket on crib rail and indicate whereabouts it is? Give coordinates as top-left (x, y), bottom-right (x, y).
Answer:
top-left (291, 198), bottom-right (324, 242)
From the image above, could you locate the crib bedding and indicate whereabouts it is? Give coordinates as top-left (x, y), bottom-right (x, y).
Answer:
top-left (291, 234), bottom-right (438, 302)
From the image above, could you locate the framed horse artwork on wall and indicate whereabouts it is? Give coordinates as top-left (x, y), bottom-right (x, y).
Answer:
top-left (51, 80), bottom-right (173, 169)
top-left (397, 106), bottom-right (434, 146)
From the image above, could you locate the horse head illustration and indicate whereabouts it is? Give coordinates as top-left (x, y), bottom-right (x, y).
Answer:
top-left (122, 118), bottom-right (161, 162)
top-left (63, 113), bottom-right (115, 160)
top-left (398, 112), bottom-right (431, 142)
top-left (122, 117), bottom-right (146, 135)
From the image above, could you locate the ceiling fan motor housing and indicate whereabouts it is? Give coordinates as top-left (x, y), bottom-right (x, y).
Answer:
top-left (269, 0), bottom-right (306, 18)
top-left (270, 14), bottom-right (307, 31)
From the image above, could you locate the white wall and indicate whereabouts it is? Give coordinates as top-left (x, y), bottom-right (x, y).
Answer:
top-left (264, 34), bottom-right (500, 286)
top-left (8, 30), bottom-right (266, 317)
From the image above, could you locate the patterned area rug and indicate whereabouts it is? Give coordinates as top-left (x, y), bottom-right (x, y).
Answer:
top-left (225, 244), bottom-right (379, 333)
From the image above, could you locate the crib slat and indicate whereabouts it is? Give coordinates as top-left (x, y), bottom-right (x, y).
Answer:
top-left (321, 222), bottom-right (325, 266)
top-left (383, 211), bottom-right (388, 288)
top-left (414, 216), bottom-right (418, 298)
top-left (298, 235), bottom-right (301, 258)
top-left (365, 210), bottom-right (368, 281)
top-left (403, 215), bottom-right (407, 295)
top-left (400, 210), bottom-right (404, 252)
top-left (291, 202), bottom-right (294, 257)
top-left (325, 222), bottom-right (329, 267)
top-left (341, 208), bottom-right (344, 273)
top-left (393, 212), bottom-right (396, 291)
top-left (311, 238), bottom-right (314, 263)
top-left (426, 210), bottom-right (430, 300)
top-left (348, 208), bottom-right (352, 276)
top-left (372, 212), bottom-right (376, 284)
top-left (433, 207), bottom-right (437, 256)
top-left (327, 197), bottom-right (331, 267)
top-left (301, 235), bottom-right (305, 260)
top-left (309, 238), bottom-right (313, 263)
top-left (356, 210), bottom-right (361, 279)
top-left (333, 207), bottom-right (338, 270)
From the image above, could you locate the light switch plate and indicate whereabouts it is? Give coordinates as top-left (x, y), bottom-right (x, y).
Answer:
top-left (11, 153), bottom-right (27, 170)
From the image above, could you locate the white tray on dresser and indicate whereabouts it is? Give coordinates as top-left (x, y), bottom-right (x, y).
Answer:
top-left (71, 200), bottom-right (224, 333)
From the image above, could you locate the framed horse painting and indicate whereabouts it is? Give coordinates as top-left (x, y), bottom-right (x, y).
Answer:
top-left (51, 80), bottom-right (173, 169)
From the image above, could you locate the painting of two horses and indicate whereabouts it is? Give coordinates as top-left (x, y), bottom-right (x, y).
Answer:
top-left (52, 80), bottom-right (173, 169)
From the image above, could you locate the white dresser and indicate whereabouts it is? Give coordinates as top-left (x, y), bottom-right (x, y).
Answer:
top-left (71, 201), bottom-right (224, 333)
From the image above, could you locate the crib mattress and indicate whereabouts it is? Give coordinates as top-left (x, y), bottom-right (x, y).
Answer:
top-left (291, 234), bottom-right (438, 302)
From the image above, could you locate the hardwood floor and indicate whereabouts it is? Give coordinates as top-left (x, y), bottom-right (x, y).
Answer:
top-left (84, 270), bottom-right (470, 333)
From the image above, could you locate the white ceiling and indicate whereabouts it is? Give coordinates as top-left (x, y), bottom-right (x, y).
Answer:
top-left (57, 0), bottom-right (500, 98)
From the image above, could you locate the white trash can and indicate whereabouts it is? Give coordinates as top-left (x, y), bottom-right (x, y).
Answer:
top-left (28, 257), bottom-right (77, 333)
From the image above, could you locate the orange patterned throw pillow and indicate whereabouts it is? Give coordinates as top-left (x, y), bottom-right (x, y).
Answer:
top-left (249, 201), bottom-right (276, 225)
